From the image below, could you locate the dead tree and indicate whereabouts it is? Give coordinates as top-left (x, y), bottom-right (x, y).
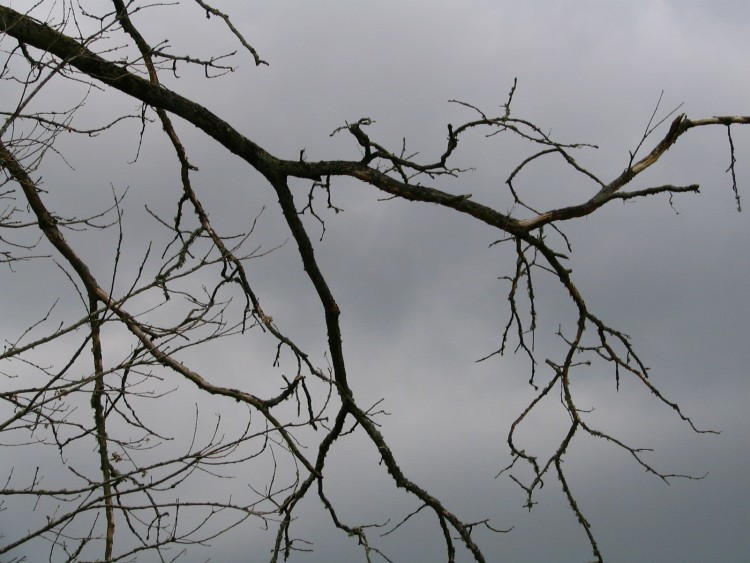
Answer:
top-left (0, 3), bottom-right (747, 562)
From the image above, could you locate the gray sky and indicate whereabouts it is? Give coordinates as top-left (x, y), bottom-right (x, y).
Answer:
top-left (2, 1), bottom-right (750, 562)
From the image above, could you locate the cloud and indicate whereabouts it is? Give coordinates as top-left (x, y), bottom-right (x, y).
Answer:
top-left (2, 2), bottom-right (749, 561)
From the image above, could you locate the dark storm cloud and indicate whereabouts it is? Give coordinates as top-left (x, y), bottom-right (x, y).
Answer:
top-left (2, 1), bottom-right (749, 562)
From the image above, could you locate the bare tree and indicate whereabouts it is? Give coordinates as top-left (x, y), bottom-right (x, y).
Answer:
top-left (0, 3), bottom-right (747, 562)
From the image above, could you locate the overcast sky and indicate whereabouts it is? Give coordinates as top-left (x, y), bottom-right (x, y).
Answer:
top-left (2, 1), bottom-right (750, 562)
